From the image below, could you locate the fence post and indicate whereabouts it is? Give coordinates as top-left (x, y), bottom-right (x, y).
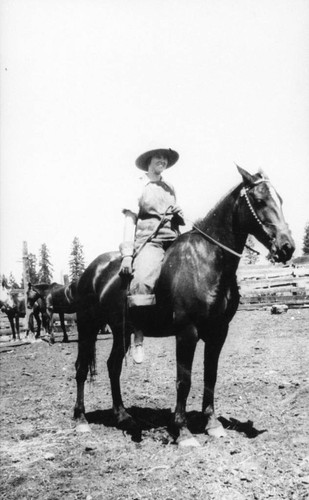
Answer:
top-left (22, 241), bottom-right (30, 326)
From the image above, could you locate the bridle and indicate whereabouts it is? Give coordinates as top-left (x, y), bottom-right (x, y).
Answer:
top-left (190, 177), bottom-right (278, 259)
top-left (239, 177), bottom-right (277, 245)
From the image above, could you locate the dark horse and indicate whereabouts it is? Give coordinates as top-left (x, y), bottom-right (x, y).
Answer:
top-left (0, 280), bottom-right (47, 341)
top-left (27, 282), bottom-right (79, 343)
top-left (74, 167), bottom-right (295, 446)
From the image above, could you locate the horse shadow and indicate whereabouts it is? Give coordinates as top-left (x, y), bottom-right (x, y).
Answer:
top-left (85, 407), bottom-right (267, 442)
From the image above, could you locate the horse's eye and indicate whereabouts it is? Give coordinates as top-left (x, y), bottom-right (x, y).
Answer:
top-left (256, 198), bottom-right (265, 207)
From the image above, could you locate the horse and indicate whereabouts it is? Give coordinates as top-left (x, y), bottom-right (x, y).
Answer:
top-left (0, 282), bottom-right (46, 340)
top-left (73, 166), bottom-right (295, 446)
top-left (27, 282), bottom-right (79, 343)
top-left (0, 283), bottom-right (26, 340)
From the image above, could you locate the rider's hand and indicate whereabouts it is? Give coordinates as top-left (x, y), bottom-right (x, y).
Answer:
top-left (171, 205), bottom-right (185, 225)
top-left (119, 256), bottom-right (133, 276)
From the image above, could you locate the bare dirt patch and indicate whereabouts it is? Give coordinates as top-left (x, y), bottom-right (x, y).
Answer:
top-left (0, 309), bottom-right (308, 499)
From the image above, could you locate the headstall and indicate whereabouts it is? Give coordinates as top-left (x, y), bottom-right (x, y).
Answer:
top-left (240, 178), bottom-right (275, 243)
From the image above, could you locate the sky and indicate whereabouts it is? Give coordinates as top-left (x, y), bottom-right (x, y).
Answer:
top-left (1, 0), bottom-right (309, 284)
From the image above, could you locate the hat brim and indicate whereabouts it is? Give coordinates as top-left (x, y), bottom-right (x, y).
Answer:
top-left (135, 148), bottom-right (179, 171)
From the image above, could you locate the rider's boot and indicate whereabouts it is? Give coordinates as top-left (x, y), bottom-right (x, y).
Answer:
top-left (131, 330), bottom-right (144, 364)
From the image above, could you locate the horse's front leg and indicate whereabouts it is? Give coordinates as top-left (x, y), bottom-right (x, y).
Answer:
top-left (202, 323), bottom-right (229, 437)
top-left (59, 312), bottom-right (69, 343)
top-left (26, 312), bottom-right (33, 338)
top-left (107, 326), bottom-right (139, 438)
top-left (46, 308), bottom-right (55, 344)
top-left (15, 315), bottom-right (21, 340)
top-left (35, 312), bottom-right (41, 339)
top-left (8, 315), bottom-right (16, 340)
top-left (174, 325), bottom-right (199, 447)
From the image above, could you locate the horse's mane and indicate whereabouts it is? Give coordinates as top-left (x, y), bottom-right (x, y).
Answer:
top-left (193, 183), bottom-right (242, 232)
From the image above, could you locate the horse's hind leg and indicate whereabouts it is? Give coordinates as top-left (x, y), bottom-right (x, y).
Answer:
top-left (202, 323), bottom-right (229, 437)
top-left (174, 324), bottom-right (199, 447)
top-left (74, 311), bottom-right (97, 432)
top-left (107, 326), bottom-right (139, 437)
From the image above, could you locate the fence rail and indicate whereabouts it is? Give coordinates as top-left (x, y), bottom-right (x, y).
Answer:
top-left (237, 263), bottom-right (309, 310)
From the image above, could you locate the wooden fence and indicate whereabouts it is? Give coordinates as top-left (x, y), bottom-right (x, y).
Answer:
top-left (237, 262), bottom-right (309, 310)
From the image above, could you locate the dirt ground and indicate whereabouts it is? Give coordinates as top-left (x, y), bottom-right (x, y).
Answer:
top-left (0, 309), bottom-right (308, 500)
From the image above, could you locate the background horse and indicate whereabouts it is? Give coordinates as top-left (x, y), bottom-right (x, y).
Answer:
top-left (0, 282), bottom-right (45, 341)
top-left (27, 282), bottom-right (79, 343)
top-left (74, 166), bottom-right (295, 446)
top-left (0, 283), bottom-right (25, 340)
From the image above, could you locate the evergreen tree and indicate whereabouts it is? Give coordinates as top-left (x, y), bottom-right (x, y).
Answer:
top-left (302, 221), bottom-right (309, 255)
top-left (28, 253), bottom-right (39, 283)
top-left (38, 243), bottom-right (53, 283)
top-left (69, 237), bottom-right (85, 282)
top-left (242, 235), bottom-right (259, 265)
top-left (8, 272), bottom-right (19, 289)
top-left (1, 274), bottom-right (8, 288)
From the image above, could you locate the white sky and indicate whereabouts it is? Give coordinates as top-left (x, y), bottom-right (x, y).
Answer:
top-left (1, 0), bottom-right (309, 283)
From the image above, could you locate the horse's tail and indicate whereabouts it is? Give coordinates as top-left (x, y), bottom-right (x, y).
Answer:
top-left (76, 308), bottom-right (98, 382)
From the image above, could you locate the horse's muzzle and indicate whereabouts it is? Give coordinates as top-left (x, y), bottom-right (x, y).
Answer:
top-left (270, 232), bottom-right (295, 264)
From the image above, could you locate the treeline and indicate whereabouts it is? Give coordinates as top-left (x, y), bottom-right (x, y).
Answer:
top-left (4, 222), bottom-right (309, 286)
top-left (4, 236), bottom-right (86, 288)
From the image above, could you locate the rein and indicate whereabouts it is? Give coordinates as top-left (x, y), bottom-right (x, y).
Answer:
top-left (133, 205), bottom-right (174, 259)
top-left (189, 220), bottom-right (244, 258)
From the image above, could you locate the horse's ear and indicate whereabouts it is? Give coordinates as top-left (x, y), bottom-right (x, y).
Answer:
top-left (258, 167), bottom-right (269, 180)
top-left (236, 164), bottom-right (256, 186)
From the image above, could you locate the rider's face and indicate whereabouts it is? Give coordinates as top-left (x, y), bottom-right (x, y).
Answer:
top-left (148, 154), bottom-right (169, 175)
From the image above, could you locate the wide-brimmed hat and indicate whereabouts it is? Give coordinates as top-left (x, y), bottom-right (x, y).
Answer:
top-left (135, 148), bottom-right (179, 171)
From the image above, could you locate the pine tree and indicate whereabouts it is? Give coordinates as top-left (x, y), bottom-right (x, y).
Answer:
top-left (8, 272), bottom-right (19, 289)
top-left (69, 237), bottom-right (85, 282)
top-left (1, 274), bottom-right (8, 288)
top-left (28, 253), bottom-right (39, 283)
top-left (243, 235), bottom-right (259, 265)
top-left (38, 243), bottom-right (53, 283)
top-left (302, 221), bottom-right (309, 255)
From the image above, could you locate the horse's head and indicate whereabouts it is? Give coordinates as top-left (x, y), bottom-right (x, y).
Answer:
top-left (27, 283), bottom-right (42, 309)
top-left (237, 166), bottom-right (295, 264)
top-left (0, 283), bottom-right (14, 309)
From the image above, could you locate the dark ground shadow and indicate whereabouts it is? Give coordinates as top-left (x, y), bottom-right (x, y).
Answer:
top-left (219, 416), bottom-right (267, 438)
top-left (85, 407), bottom-right (267, 442)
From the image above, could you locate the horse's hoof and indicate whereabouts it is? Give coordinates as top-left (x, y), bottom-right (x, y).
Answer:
top-left (206, 425), bottom-right (227, 438)
top-left (76, 422), bottom-right (91, 433)
top-left (178, 436), bottom-right (201, 447)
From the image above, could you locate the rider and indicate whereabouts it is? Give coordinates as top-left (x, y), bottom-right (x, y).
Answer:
top-left (119, 147), bottom-right (185, 363)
